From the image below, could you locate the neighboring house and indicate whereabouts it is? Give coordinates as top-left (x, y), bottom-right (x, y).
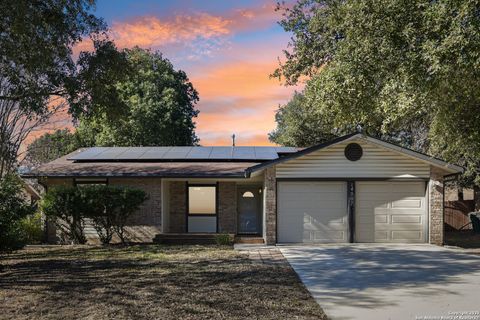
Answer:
top-left (22, 132), bottom-right (463, 245)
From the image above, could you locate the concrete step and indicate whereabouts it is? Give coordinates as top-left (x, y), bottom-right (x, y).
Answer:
top-left (153, 233), bottom-right (234, 245)
top-left (235, 236), bottom-right (264, 244)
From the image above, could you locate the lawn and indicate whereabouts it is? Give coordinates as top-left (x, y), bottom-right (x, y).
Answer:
top-left (0, 245), bottom-right (326, 320)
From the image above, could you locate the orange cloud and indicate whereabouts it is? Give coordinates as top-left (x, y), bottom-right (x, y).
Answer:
top-left (111, 13), bottom-right (231, 49)
top-left (73, 2), bottom-right (281, 57)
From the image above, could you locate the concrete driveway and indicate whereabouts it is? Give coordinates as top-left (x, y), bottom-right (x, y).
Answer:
top-left (280, 244), bottom-right (480, 320)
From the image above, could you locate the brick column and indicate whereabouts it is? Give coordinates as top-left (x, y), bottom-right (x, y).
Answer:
top-left (169, 181), bottom-right (187, 233)
top-left (218, 182), bottom-right (237, 233)
top-left (264, 167), bottom-right (277, 245)
top-left (429, 166), bottom-right (444, 245)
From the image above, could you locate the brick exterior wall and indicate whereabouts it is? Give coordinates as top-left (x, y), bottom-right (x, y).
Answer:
top-left (218, 182), bottom-right (237, 233)
top-left (429, 166), bottom-right (444, 245)
top-left (109, 178), bottom-right (162, 242)
top-left (168, 181), bottom-right (187, 233)
top-left (264, 167), bottom-right (277, 245)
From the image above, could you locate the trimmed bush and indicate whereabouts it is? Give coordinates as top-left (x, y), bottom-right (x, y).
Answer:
top-left (0, 175), bottom-right (34, 253)
top-left (40, 185), bottom-right (147, 245)
top-left (40, 186), bottom-right (86, 244)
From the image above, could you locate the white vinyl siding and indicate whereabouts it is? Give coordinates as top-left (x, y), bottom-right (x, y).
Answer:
top-left (355, 181), bottom-right (427, 243)
top-left (276, 139), bottom-right (430, 179)
top-left (277, 182), bottom-right (348, 243)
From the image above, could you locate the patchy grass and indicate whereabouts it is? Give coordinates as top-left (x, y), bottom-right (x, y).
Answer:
top-left (445, 230), bottom-right (480, 249)
top-left (0, 245), bottom-right (326, 320)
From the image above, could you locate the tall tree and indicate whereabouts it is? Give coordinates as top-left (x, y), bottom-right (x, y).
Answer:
top-left (25, 129), bottom-right (81, 167)
top-left (75, 45), bottom-right (200, 146)
top-left (273, 0), bottom-right (480, 185)
top-left (0, 0), bottom-right (105, 176)
top-left (269, 92), bottom-right (338, 147)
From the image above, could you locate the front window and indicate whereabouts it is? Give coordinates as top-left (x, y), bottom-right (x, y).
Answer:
top-left (188, 185), bottom-right (216, 215)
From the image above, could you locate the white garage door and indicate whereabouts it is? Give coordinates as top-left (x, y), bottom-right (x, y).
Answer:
top-left (355, 181), bottom-right (427, 243)
top-left (277, 182), bottom-right (348, 243)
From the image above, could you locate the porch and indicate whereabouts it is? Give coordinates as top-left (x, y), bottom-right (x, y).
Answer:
top-left (157, 176), bottom-right (271, 243)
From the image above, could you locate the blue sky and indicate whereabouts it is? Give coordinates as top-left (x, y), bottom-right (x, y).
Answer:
top-left (74, 0), bottom-right (300, 145)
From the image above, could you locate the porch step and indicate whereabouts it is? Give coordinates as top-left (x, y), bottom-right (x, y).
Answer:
top-left (153, 233), bottom-right (234, 245)
top-left (234, 236), bottom-right (264, 244)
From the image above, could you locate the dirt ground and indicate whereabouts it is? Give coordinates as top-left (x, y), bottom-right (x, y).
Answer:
top-left (0, 245), bottom-right (327, 320)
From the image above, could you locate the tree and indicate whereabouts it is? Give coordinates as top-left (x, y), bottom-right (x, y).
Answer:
top-left (75, 44), bottom-right (200, 146)
top-left (0, 0), bottom-right (105, 176)
top-left (25, 129), bottom-right (82, 166)
top-left (0, 175), bottom-right (34, 252)
top-left (273, 0), bottom-right (480, 184)
top-left (269, 92), bottom-right (337, 147)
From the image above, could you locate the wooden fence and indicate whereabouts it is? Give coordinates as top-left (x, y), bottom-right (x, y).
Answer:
top-left (444, 200), bottom-right (475, 230)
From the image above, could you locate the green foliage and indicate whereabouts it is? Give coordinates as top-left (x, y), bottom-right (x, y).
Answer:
top-left (25, 129), bottom-right (83, 166)
top-left (113, 187), bottom-right (148, 244)
top-left (0, 175), bottom-right (34, 252)
top-left (214, 233), bottom-right (233, 246)
top-left (269, 92), bottom-right (338, 147)
top-left (40, 186), bottom-right (86, 244)
top-left (75, 43), bottom-right (200, 146)
top-left (40, 185), bottom-right (147, 245)
top-left (20, 212), bottom-right (44, 244)
top-left (273, 0), bottom-right (480, 184)
top-left (0, 0), bottom-right (105, 115)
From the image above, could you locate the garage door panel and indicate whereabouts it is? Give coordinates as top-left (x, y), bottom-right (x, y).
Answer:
top-left (278, 182), bottom-right (348, 243)
top-left (356, 181), bottom-right (427, 243)
top-left (391, 215), bottom-right (422, 224)
top-left (391, 199), bottom-right (423, 208)
top-left (391, 231), bottom-right (423, 241)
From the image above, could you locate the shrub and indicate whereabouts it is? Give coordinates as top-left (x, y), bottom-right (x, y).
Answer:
top-left (215, 233), bottom-right (233, 246)
top-left (113, 187), bottom-right (148, 244)
top-left (82, 185), bottom-right (117, 245)
top-left (0, 175), bottom-right (34, 253)
top-left (40, 186), bottom-right (86, 244)
top-left (20, 212), bottom-right (44, 244)
top-left (41, 185), bottom-right (147, 245)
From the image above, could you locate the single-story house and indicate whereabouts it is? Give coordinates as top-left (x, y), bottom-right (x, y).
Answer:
top-left (23, 132), bottom-right (463, 245)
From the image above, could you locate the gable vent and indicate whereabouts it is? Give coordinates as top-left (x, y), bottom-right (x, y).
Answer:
top-left (344, 143), bottom-right (363, 161)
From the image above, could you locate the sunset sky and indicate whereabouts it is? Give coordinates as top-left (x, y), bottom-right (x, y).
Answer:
top-left (40, 0), bottom-right (302, 147)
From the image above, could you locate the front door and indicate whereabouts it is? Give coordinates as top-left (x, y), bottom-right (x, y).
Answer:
top-left (237, 186), bottom-right (262, 234)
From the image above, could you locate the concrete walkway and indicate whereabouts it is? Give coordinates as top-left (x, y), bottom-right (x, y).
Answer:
top-left (280, 244), bottom-right (480, 320)
top-left (234, 244), bottom-right (288, 266)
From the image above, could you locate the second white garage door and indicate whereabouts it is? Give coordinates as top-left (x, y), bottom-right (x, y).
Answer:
top-left (355, 181), bottom-right (427, 243)
top-left (277, 182), bottom-right (348, 243)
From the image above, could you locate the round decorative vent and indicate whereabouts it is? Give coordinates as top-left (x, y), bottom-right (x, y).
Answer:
top-left (344, 143), bottom-right (363, 161)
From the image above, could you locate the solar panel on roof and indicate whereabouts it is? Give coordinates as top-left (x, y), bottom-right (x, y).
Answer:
top-left (186, 147), bottom-right (213, 159)
top-left (115, 147), bottom-right (151, 160)
top-left (232, 147), bottom-right (256, 159)
top-left (253, 147), bottom-right (278, 160)
top-left (162, 146), bottom-right (193, 159)
top-left (209, 147), bottom-right (233, 159)
top-left (68, 145), bottom-right (299, 161)
top-left (139, 147), bottom-right (171, 159)
top-left (93, 147), bottom-right (129, 160)
top-left (67, 147), bottom-right (110, 160)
